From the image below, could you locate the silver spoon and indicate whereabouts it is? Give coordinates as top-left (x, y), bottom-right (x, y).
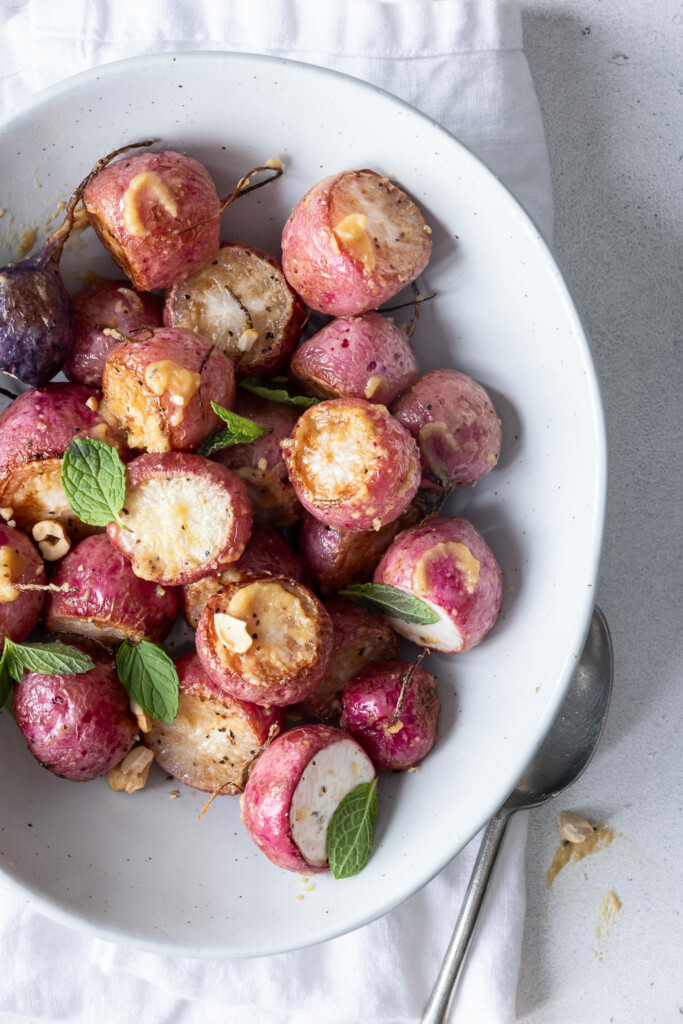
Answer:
top-left (422, 605), bottom-right (613, 1024)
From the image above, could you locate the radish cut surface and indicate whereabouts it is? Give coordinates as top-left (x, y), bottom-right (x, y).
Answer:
top-left (289, 739), bottom-right (375, 867)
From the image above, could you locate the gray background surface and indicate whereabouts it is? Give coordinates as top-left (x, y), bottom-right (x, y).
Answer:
top-left (517, 1), bottom-right (683, 1021)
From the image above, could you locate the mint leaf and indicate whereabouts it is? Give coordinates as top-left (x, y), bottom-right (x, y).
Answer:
top-left (197, 401), bottom-right (272, 456)
top-left (3, 638), bottom-right (95, 679)
top-left (116, 640), bottom-right (179, 723)
top-left (239, 376), bottom-right (320, 409)
top-left (61, 438), bottom-right (127, 528)
top-left (338, 584), bottom-right (440, 625)
top-left (0, 650), bottom-right (13, 709)
top-left (327, 779), bottom-right (379, 879)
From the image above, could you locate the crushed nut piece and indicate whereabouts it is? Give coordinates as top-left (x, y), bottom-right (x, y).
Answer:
top-left (130, 699), bottom-right (153, 734)
top-left (387, 720), bottom-right (403, 734)
top-left (85, 396), bottom-right (99, 412)
top-left (558, 811), bottom-right (595, 844)
top-left (238, 328), bottom-right (259, 352)
top-left (0, 507), bottom-right (14, 522)
top-left (169, 789), bottom-right (180, 799)
top-left (108, 746), bottom-right (154, 793)
top-left (32, 520), bottom-right (71, 561)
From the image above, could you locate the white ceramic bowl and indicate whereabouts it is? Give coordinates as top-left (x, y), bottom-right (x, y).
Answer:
top-left (0, 52), bottom-right (606, 957)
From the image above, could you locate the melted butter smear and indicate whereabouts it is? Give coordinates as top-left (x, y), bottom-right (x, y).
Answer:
top-left (546, 822), bottom-right (615, 886)
top-left (593, 890), bottom-right (622, 962)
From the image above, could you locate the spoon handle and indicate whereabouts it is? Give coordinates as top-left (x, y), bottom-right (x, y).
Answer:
top-left (421, 808), bottom-right (513, 1024)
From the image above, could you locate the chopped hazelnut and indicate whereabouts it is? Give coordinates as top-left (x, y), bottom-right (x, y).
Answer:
top-left (108, 746), bottom-right (154, 793)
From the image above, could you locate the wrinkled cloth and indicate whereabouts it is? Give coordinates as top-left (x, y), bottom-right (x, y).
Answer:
top-left (0, 2), bottom-right (552, 1022)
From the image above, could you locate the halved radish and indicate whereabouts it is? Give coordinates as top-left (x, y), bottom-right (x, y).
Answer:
top-left (107, 452), bottom-right (252, 585)
top-left (143, 652), bottom-right (285, 794)
top-left (281, 170), bottom-right (432, 316)
top-left (195, 576), bottom-right (333, 707)
top-left (101, 326), bottom-right (234, 454)
top-left (44, 534), bottom-right (178, 645)
top-left (0, 383), bottom-right (126, 539)
top-left (240, 724), bottom-right (375, 872)
top-left (164, 242), bottom-right (306, 378)
top-left (280, 398), bottom-right (421, 532)
top-left (0, 522), bottom-right (46, 646)
top-left (296, 598), bottom-right (398, 720)
top-left (373, 516), bottom-right (503, 653)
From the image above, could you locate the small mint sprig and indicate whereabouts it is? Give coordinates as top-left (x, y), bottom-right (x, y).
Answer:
top-left (327, 779), bottom-right (379, 879)
top-left (116, 639), bottom-right (179, 724)
top-left (338, 583), bottom-right (439, 625)
top-left (239, 376), bottom-right (320, 409)
top-left (0, 639), bottom-right (95, 708)
top-left (197, 401), bottom-right (272, 456)
top-left (61, 437), bottom-right (128, 528)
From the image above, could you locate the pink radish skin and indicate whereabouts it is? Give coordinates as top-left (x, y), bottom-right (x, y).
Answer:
top-left (195, 576), bottom-right (333, 707)
top-left (280, 398), bottom-right (421, 532)
top-left (107, 452), bottom-right (252, 586)
top-left (0, 523), bottom-right (46, 646)
top-left (214, 391), bottom-right (302, 526)
top-left (164, 242), bottom-right (307, 379)
top-left (373, 517), bottom-right (503, 653)
top-left (340, 660), bottom-right (440, 770)
top-left (82, 150), bottom-right (220, 292)
top-left (0, 383), bottom-right (126, 538)
top-left (289, 312), bottom-right (419, 406)
top-left (13, 646), bottom-right (138, 782)
top-left (44, 534), bottom-right (178, 645)
top-left (241, 724), bottom-right (376, 873)
top-left (281, 170), bottom-right (432, 316)
top-left (391, 368), bottom-right (502, 491)
top-left (298, 504), bottom-right (420, 595)
top-left (143, 652), bottom-right (285, 795)
top-left (101, 326), bottom-right (235, 454)
top-left (296, 598), bottom-right (399, 720)
top-left (180, 523), bottom-right (310, 630)
top-left (64, 280), bottom-right (162, 389)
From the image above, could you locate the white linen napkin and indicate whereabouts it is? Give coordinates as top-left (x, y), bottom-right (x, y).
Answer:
top-left (0, 2), bottom-right (552, 1022)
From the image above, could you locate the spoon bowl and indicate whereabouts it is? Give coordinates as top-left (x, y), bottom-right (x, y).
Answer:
top-left (422, 606), bottom-right (613, 1023)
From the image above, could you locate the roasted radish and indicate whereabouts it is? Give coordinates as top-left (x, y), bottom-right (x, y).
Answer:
top-left (107, 452), bottom-right (252, 585)
top-left (281, 170), bottom-right (432, 316)
top-left (298, 503), bottom-right (420, 595)
top-left (100, 326), bottom-right (234, 454)
top-left (64, 279), bottom-right (162, 388)
top-left (164, 242), bottom-right (307, 378)
top-left (296, 598), bottom-right (398, 720)
top-left (289, 312), bottom-right (419, 405)
top-left (13, 645), bottom-right (138, 782)
top-left (43, 534), bottom-right (178, 645)
top-left (391, 368), bottom-right (502, 491)
top-left (143, 651), bottom-right (285, 794)
top-left (373, 517), bottom-right (503, 653)
top-left (213, 391), bottom-right (302, 526)
top-left (0, 383), bottom-right (126, 538)
top-left (195, 576), bottom-right (333, 707)
top-left (240, 724), bottom-right (375, 872)
top-left (180, 523), bottom-right (309, 629)
top-left (0, 523), bottom-right (46, 646)
top-left (82, 150), bottom-right (220, 291)
top-left (280, 398), bottom-right (421, 531)
top-left (340, 660), bottom-right (440, 770)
